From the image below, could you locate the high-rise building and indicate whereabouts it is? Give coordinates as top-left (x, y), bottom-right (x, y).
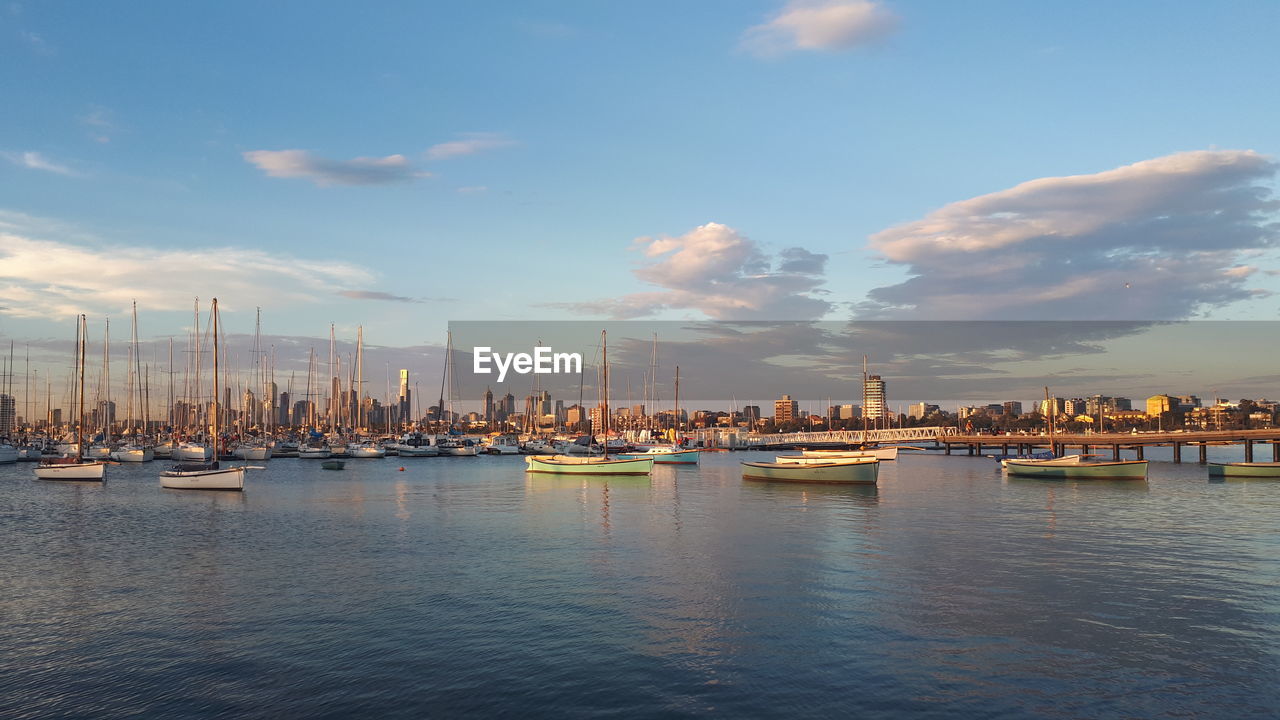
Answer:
top-left (863, 375), bottom-right (887, 422)
top-left (278, 391), bottom-right (291, 426)
top-left (0, 393), bottom-right (14, 436)
top-left (774, 394), bottom-right (799, 423)
top-left (1038, 398), bottom-right (1066, 416)
top-left (1002, 401), bottom-right (1023, 417)
top-left (483, 387), bottom-right (494, 423)
top-left (397, 369), bottom-right (411, 427)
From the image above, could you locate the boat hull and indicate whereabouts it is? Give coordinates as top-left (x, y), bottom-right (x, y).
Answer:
top-left (110, 447), bottom-right (155, 462)
top-left (742, 460), bottom-right (879, 484)
top-left (299, 447), bottom-right (332, 459)
top-left (173, 444), bottom-right (213, 461)
top-left (1208, 462), bottom-right (1280, 478)
top-left (34, 462), bottom-right (106, 480)
top-left (0, 446), bottom-right (18, 464)
top-left (397, 445), bottom-right (439, 457)
top-left (616, 448), bottom-right (700, 464)
top-left (525, 455), bottom-right (654, 475)
top-left (800, 447), bottom-right (898, 461)
top-left (160, 466), bottom-right (245, 490)
top-left (348, 446), bottom-right (386, 458)
top-left (233, 446), bottom-right (271, 461)
top-left (1004, 459), bottom-right (1148, 480)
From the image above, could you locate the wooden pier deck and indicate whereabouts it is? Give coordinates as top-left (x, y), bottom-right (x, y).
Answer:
top-left (941, 429), bottom-right (1280, 463)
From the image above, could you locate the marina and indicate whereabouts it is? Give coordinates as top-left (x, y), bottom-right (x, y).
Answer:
top-left (3, 450), bottom-right (1278, 718)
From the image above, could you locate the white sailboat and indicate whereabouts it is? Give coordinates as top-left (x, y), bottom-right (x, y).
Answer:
top-left (526, 330), bottom-right (654, 476)
top-left (35, 315), bottom-right (106, 481)
top-left (161, 298), bottom-right (245, 491)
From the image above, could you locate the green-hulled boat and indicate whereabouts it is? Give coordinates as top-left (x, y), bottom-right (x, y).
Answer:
top-left (1004, 458), bottom-right (1148, 480)
top-left (1208, 462), bottom-right (1280, 479)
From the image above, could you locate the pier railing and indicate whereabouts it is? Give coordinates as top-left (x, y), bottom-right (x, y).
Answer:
top-left (693, 426), bottom-right (957, 448)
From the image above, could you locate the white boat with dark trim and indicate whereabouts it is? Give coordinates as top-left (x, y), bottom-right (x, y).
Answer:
top-left (742, 457), bottom-right (879, 484)
top-left (799, 447), bottom-right (899, 461)
top-left (160, 461), bottom-right (245, 490)
top-left (110, 444), bottom-right (155, 462)
top-left (348, 441), bottom-right (386, 458)
top-left (159, 298), bottom-right (247, 492)
top-left (616, 446), bottom-right (700, 464)
top-left (36, 314), bottom-right (105, 482)
top-left (1003, 458), bottom-right (1148, 480)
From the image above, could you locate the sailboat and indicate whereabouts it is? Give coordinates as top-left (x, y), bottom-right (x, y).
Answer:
top-left (35, 315), bottom-right (106, 481)
top-left (618, 364), bottom-right (699, 464)
top-left (160, 298), bottom-right (245, 490)
top-left (1003, 386), bottom-right (1145, 480)
top-left (526, 330), bottom-right (654, 476)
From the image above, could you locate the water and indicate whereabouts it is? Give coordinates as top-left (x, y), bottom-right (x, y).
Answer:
top-left (2, 451), bottom-right (1278, 718)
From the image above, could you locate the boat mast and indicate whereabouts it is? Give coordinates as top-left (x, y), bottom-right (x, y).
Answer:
top-left (356, 326), bottom-right (364, 433)
top-left (602, 330), bottom-right (608, 460)
top-left (211, 298), bottom-right (220, 459)
top-left (77, 315), bottom-right (86, 462)
top-left (674, 365), bottom-right (680, 445)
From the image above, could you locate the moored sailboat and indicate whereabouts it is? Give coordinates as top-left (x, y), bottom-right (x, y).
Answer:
top-left (525, 330), bottom-right (653, 477)
top-left (742, 456), bottom-right (879, 484)
top-left (160, 298), bottom-right (245, 491)
top-left (1207, 461), bottom-right (1280, 479)
top-left (35, 315), bottom-right (105, 481)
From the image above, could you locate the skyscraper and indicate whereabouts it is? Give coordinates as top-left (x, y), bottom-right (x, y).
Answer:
top-left (863, 375), bottom-right (887, 423)
top-left (397, 369), bottom-right (411, 426)
top-left (484, 387), bottom-right (494, 423)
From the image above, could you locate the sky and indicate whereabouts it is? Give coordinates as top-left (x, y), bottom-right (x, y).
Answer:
top-left (2, 1), bottom-right (1279, 408)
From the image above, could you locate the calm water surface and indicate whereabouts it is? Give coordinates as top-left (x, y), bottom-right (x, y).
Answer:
top-left (2, 450), bottom-right (1278, 718)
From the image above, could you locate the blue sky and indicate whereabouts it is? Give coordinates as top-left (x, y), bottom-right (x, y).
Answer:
top-left (3, 1), bottom-right (1279, 402)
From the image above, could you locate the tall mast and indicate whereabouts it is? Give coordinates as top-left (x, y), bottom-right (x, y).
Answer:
top-left (77, 315), bottom-right (86, 461)
top-left (673, 365), bottom-right (680, 444)
top-left (211, 298), bottom-right (220, 458)
top-left (102, 317), bottom-right (110, 437)
top-left (862, 354), bottom-right (869, 434)
top-left (355, 326), bottom-right (364, 433)
top-left (602, 330), bottom-right (609, 460)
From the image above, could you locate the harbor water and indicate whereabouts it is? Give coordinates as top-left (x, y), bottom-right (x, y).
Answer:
top-left (2, 451), bottom-right (1278, 718)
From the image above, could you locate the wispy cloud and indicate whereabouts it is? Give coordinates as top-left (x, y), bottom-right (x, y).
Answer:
top-left (742, 0), bottom-right (899, 57)
top-left (555, 222), bottom-right (831, 320)
top-left (3, 150), bottom-right (80, 176)
top-left (81, 104), bottom-right (115, 143)
top-left (0, 213), bottom-right (377, 319)
top-left (862, 149), bottom-right (1280, 320)
top-left (426, 133), bottom-right (516, 161)
top-left (242, 149), bottom-right (429, 186)
top-left (338, 290), bottom-right (424, 304)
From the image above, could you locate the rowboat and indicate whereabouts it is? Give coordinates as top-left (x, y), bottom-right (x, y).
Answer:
top-left (616, 447), bottom-right (700, 464)
top-left (321, 460), bottom-right (345, 470)
top-left (799, 447), bottom-right (898, 461)
top-left (1207, 461), bottom-right (1280, 479)
top-left (525, 455), bottom-right (655, 475)
top-left (774, 455), bottom-right (880, 467)
top-left (160, 462), bottom-right (245, 490)
top-left (999, 454), bottom-right (1082, 468)
top-left (1003, 458), bottom-right (1148, 480)
top-left (742, 459), bottom-right (879, 484)
top-left (34, 457), bottom-right (106, 480)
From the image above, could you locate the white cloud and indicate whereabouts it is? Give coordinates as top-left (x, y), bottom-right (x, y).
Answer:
top-left (863, 150), bottom-right (1280, 320)
top-left (3, 150), bottom-right (79, 176)
top-left (742, 0), bottom-right (898, 56)
top-left (558, 222), bottom-right (831, 320)
top-left (242, 149), bottom-right (428, 186)
top-left (426, 133), bottom-right (516, 161)
top-left (0, 214), bottom-right (377, 320)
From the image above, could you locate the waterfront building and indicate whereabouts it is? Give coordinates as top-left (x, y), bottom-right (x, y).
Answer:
top-left (1064, 398), bottom-right (1087, 415)
top-left (1002, 401), bottom-right (1023, 417)
top-left (483, 387), bottom-right (494, 423)
top-left (397, 369), bottom-right (411, 425)
top-left (908, 402), bottom-right (939, 419)
top-left (1176, 395), bottom-right (1202, 412)
top-left (1146, 394), bottom-right (1177, 416)
top-left (863, 376), bottom-right (887, 423)
top-left (743, 405), bottom-right (761, 422)
top-left (293, 399), bottom-right (315, 427)
top-left (774, 394), bottom-right (799, 423)
top-left (1038, 397), bottom-right (1066, 416)
top-left (279, 391), bottom-right (291, 426)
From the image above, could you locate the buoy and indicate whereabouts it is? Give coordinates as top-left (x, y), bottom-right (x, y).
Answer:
top-left (399, 467), bottom-right (405, 471)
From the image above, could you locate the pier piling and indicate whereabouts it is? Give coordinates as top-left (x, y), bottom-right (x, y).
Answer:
top-left (1245, 440), bottom-right (1253, 463)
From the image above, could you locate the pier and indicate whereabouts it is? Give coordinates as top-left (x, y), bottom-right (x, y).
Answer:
top-left (940, 429), bottom-right (1280, 464)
